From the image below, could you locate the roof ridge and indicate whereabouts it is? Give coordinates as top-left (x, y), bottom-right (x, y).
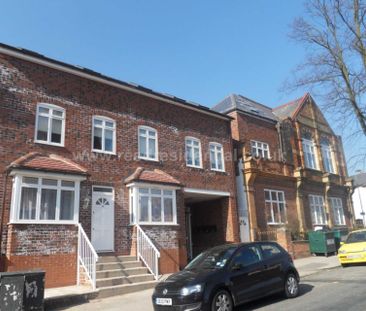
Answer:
top-left (273, 93), bottom-right (309, 111)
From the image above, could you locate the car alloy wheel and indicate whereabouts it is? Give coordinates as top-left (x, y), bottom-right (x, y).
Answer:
top-left (285, 273), bottom-right (299, 298)
top-left (212, 290), bottom-right (233, 311)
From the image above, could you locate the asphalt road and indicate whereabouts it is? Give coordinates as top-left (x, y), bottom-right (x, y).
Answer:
top-left (238, 265), bottom-right (366, 311)
top-left (58, 265), bottom-right (366, 311)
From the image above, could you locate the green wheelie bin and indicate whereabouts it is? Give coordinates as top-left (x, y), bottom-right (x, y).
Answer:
top-left (308, 230), bottom-right (336, 256)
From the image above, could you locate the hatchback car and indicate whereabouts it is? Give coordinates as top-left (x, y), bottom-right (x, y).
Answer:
top-left (152, 242), bottom-right (299, 311)
top-left (338, 229), bottom-right (366, 267)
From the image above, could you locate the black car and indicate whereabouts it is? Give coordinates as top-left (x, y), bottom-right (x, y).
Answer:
top-left (152, 242), bottom-right (299, 311)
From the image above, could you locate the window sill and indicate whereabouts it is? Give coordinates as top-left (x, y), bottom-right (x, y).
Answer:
top-left (186, 164), bottom-right (203, 170)
top-left (9, 221), bottom-right (78, 225)
top-left (92, 149), bottom-right (117, 155)
top-left (129, 223), bottom-right (180, 226)
top-left (34, 140), bottom-right (64, 148)
top-left (210, 169), bottom-right (226, 173)
top-left (267, 223), bottom-right (286, 226)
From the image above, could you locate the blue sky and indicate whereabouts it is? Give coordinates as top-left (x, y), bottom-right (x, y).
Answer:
top-left (1, 0), bottom-right (364, 174)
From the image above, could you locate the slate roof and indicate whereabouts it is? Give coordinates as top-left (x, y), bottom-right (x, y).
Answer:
top-left (125, 167), bottom-right (181, 186)
top-left (212, 94), bottom-right (278, 122)
top-left (7, 152), bottom-right (88, 175)
top-left (272, 93), bottom-right (309, 120)
top-left (0, 42), bottom-right (231, 121)
top-left (351, 173), bottom-right (366, 187)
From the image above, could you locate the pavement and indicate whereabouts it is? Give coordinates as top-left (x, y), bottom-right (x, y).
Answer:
top-left (51, 255), bottom-right (342, 311)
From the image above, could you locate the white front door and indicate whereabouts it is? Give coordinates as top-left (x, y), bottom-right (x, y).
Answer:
top-left (92, 187), bottom-right (114, 252)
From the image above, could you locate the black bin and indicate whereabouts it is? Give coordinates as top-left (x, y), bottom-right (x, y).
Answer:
top-left (0, 270), bottom-right (45, 311)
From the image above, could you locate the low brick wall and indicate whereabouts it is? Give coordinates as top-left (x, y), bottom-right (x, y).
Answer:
top-left (5, 224), bottom-right (78, 288)
top-left (291, 240), bottom-right (310, 259)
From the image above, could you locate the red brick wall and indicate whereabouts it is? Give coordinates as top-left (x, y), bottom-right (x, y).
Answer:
top-left (0, 52), bottom-right (239, 285)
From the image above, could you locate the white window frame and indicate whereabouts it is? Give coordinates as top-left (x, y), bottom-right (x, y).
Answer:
top-left (185, 137), bottom-right (202, 168)
top-left (138, 126), bottom-right (159, 161)
top-left (302, 139), bottom-right (318, 170)
top-left (321, 144), bottom-right (335, 174)
top-left (92, 116), bottom-right (116, 154)
top-left (264, 189), bottom-right (287, 225)
top-left (209, 142), bottom-right (225, 172)
top-left (9, 170), bottom-right (84, 224)
top-left (309, 194), bottom-right (327, 225)
top-left (251, 140), bottom-right (270, 159)
top-left (330, 197), bottom-right (346, 226)
top-left (128, 183), bottom-right (178, 225)
top-left (34, 103), bottom-right (65, 147)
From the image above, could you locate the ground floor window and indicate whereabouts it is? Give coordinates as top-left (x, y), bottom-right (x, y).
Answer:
top-left (264, 189), bottom-right (286, 224)
top-left (309, 195), bottom-right (327, 225)
top-left (330, 197), bottom-right (346, 226)
top-left (11, 173), bottom-right (82, 223)
top-left (129, 185), bottom-right (177, 225)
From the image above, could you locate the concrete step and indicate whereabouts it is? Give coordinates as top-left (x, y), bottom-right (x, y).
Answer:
top-left (96, 274), bottom-right (155, 287)
top-left (96, 280), bottom-right (157, 299)
top-left (96, 267), bottom-right (149, 279)
top-left (96, 261), bottom-right (142, 271)
top-left (98, 255), bottom-right (136, 263)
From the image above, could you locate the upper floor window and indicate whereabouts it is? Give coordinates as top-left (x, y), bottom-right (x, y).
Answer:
top-left (251, 140), bottom-right (270, 159)
top-left (209, 143), bottom-right (225, 172)
top-left (92, 116), bottom-right (116, 154)
top-left (302, 139), bottom-right (318, 170)
top-left (321, 143), bottom-right (335, 174)
top-left (264, 189), bottom-right (286, 224)
top-left (35, 103), bottom-right (65, 146)
top-left (138, 126), bottom-right (158, 161)
top-left (185, 137), bottom-right (202, 168)
top-left (309, 195), bottom-right (326, 225)
top-left (129, 186), bottom-right (177, 225)
top-left (11, 174), bottom-right (80, 224)
top-left (330, 197), bottom-right (345, 226)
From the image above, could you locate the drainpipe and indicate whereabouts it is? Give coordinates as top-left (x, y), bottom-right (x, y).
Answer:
top-left (275, 122), bottom-right (284, 162)
top-left (0, 170), bottom-right (9, 265)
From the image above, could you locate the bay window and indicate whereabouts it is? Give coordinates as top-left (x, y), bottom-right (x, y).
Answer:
top-left (309, 195), bottom-right (327, 225)
top-left (35, 103), bottom-right (65, 146)
top-left (11, 174), bottom-right (81, 223)
top-left (129, 185), bottom-right (177, 225)
top-left (330, 197), bottom-right (345, 226)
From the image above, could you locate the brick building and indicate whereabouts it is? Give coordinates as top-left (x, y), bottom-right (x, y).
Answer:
top-left (0, 43), bottom-right (239, 289)
top-left (213, 93), bottom-right (353, 243)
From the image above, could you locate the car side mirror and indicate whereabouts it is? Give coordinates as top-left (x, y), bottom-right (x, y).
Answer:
top-left (231, 263), bottom-right (243, 271)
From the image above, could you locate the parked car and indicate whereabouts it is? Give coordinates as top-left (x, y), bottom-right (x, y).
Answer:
top-left (152, 242), bottom-right (300, 311)
top-left (338, 229), bottom-right (366, 267)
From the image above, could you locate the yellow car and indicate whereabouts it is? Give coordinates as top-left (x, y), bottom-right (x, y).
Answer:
top-left (338, 229), bottom-right (366, 267)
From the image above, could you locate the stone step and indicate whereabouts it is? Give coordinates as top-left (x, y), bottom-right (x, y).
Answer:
top-left (98, 255), bottom-right (136, 263)
top-left (96, 267), bottom-right (149, 279)
top-left (96, 261), bottom-right (143, 271)
top-left (96, 274), bottom-right (155, 287)
top-left (96, 280), bottom-right (157, 299)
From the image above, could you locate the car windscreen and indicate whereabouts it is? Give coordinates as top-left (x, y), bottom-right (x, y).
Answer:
top-left (185, 246), bottom-right (237, 271)
top-left (346, 232), bottom-right (366, 244)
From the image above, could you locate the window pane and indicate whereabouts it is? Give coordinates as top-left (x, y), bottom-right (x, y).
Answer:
top-left (217, 152), bottom-right (223, 170)
top-left (19, 187), bottom-right (37, 220)
top-left (53, 109), bottom-right (63, 117)
top-left (261, 244), bottom-right (281, 259)
top-left (186, 145), bottom-right (193, 165)
top-left (148, 138), bottom-right (156, 158)
top-left (210, 150), bottom-right (216, 169)
top-left (151, 197), bottom-right (162, 222)
top-left (39, 107), bottom-right (49, 114)
top-left (151, 189), bottom-right (161, 195)
top-left (60, 190), bottom-right (75, 220)
top-left (93, 127), bottom-right (103, 150)
top-left (279, 203), bottom-right (286, 223)
top-left (94, 119), bottom-right (103, 126)
top-left (40, 189), bottom-right (57, 220)
top-left (105, 121), bottom-right (114, 128)
top-left (164, 198), bottom-right (173, 222)
top-left (139, 188), bottom-right (149, 194)
top-left (278, 192), bottom-right (284, 201)
top-left (272, 202), bottom-right (280, 223)
top-left (163, 190), bottom-right (173, 196)
top-left (42, 179), bottom-right (58, 186)
top-left (194, 147), bottom-right (200, 166)
top-left (264, 191), bottom-right (270, 200)
top-left (23, 177), bottom-right (38, 184)
top-left (104, 129), bottom-right (114, 152)
top-left (139, 128), bottom-right (146, 135)
top-left (139, 196), bottom-right (149, 222)
top-left (149, 130), bottom-right (156, 137)
top-left (51, 118), bottom-right (62, 143)
top-left (139, 136), bottom-right (147, 157)
top-left (37, 115), bottom-right (49, 141)
top-left (61, 181), bottom-right (75, 187)
top-left (265, 202), bottom-right (273, 223)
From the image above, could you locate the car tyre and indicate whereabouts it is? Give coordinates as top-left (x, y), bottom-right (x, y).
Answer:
top-left (211, 289), bottom-right (233, 311)
top-left (284, 273), bottom-right (299, 298)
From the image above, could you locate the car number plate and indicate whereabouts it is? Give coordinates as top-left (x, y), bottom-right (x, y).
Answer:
top-left (156, 298), bottom-right (172, 306)
top-left (347, 254), bottom-right (362, 259)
